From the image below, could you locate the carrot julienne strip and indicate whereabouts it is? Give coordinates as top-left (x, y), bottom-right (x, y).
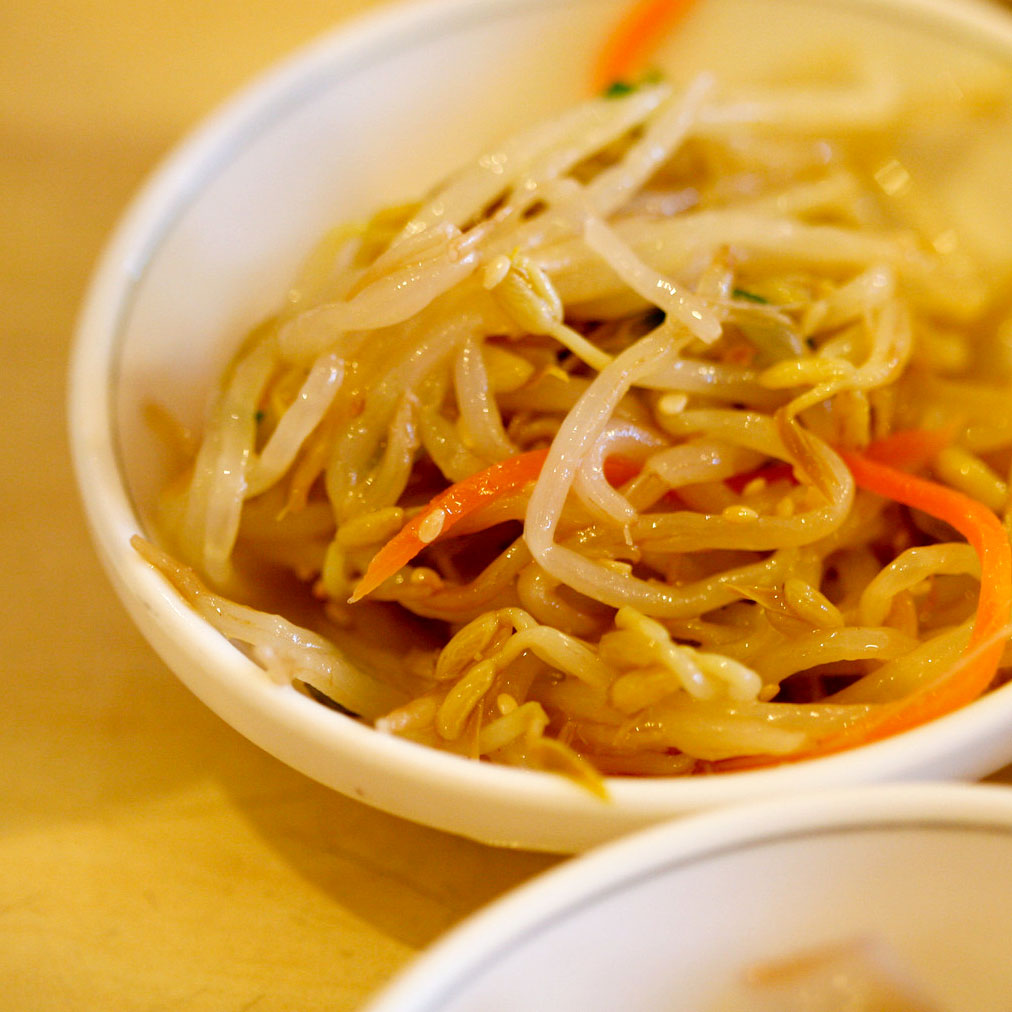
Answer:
top-left (592, 0), bottom-right (698, 93)
top-left (350, 430), bottom-right (936, 608)
top-left (823, 451), bottom-right (1011, 739)
top-left (720, 444), bottom-right (1011, 771)
top-left (349, 449), bottom-right (550, 602)
top-left (351, 449), bottom-right (688, 603)
top-left (859, 424), bottom-right (955, 472)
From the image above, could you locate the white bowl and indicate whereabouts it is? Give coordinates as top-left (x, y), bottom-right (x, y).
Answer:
top-left (69, 0), bottom-right (1012, 852)
top-left (364, 782), bottom-right (1012, 1011)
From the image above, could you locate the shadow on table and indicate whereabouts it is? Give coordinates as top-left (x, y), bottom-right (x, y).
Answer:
top-left (223, 751), bottom-right (561, 950)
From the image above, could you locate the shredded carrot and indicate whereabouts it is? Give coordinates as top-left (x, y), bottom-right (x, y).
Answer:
top-left (860, 424), bottom-right (955, 472)
top-left (720, 443), bottom-right (1012, 772)
top-left (821, 451), bottom-right (1011, 741)
top-left (349, 449), bottom-right (549, 602)
top-left (592, 0), bottom-right (698, 93)
top-left (601, 455), bottom-right (644, 487)
top-left (351, 450), bottom-right (662, 603)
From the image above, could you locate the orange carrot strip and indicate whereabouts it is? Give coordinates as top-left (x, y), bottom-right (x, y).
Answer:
top-left (860, 425), bottom-right (955, 472)
top-left (819, 451), bottom-right (1011, 744)
top-left (351, 450), bottom-right (667, 603)
top-left (719, 449), bottom-right (1011, 772)
top-left (349, 449), bottom-right (549, 602)
top-left (601, 455), bottom-right (644, 487)
top-left (592, 0), bottom-right (698, 93)
top-left (352, 439), bottom-right (838, 607)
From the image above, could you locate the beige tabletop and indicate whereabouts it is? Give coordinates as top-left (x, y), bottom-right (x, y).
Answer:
top-left (5, 1), bottom-right (1012, 1009)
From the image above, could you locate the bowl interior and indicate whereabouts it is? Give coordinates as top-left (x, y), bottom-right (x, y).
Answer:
top-left (72, 0), bottom-right (1012, 850)
top-left (366, 785), bottom-right (1012, 1011)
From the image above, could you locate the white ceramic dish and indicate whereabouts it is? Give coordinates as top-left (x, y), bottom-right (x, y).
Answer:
top-left (70, 0), bottom-right (1012, 852)
top-left (365, 782), bottom-right (1012, 1011)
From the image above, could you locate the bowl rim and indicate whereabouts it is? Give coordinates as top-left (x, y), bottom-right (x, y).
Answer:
top-left (68, 0), bottom-right (1012, 850)
top-left (363, 781), bottom-right (1012, 1010)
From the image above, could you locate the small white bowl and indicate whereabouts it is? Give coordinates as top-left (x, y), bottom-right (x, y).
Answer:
top-left (364, 782), bottom-right (1012, 1011)
top-left (70, 0), bottom-right (1012, 852)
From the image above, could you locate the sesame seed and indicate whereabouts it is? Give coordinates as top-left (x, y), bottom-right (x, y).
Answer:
top-left (417, 508), bottom-right (446, 544)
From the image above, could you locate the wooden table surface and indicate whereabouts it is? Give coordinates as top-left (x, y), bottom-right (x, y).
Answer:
top-left (4, 1), bottom-right (1011, 1009)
